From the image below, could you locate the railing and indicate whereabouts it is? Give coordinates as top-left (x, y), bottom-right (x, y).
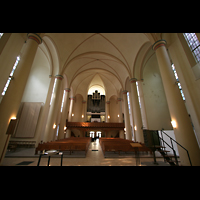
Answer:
top-left (159, 130), bottom-right (192, 166)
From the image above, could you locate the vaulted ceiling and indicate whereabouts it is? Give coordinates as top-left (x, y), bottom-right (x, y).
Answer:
top-left (42, 33), bottom-right (161, 99)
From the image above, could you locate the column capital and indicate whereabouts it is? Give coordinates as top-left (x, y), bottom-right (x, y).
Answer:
top-left (129, 78), bottom-right (137, 83)
top-left (117, 98), bottom-right (122, 101)
top-left (70, 97), bottom-right (75, 100)
top-left (152, 39), bottom-right (167, 51)
top-left (82, 100), bottom-right (86, 104)
top-left (106, 101), bottom-right (110, 104)
top-left (64, 88), bottom-right (71, 92)
top-left (55, 75), bottom-right (64, 80)
top-left (27, 33), bottom-right (42, 44)
top-left (122, 90), bottom-right (128, 94)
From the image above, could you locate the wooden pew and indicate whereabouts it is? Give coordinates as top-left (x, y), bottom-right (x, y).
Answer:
top-left (35, 137), bottom-right (91, 155)
top-left (99, 138), bottom-right (152, 155)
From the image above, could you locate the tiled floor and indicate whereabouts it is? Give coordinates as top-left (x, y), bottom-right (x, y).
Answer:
top-left (1, 139), bottom-right (170, 166)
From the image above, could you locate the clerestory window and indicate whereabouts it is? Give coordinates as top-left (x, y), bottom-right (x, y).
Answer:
top-left (0, 56), bottom-right (20, 103)
top-left (171, 63), bottom-right (185, 101)
top-left (0, 33), bottom-right (4, 39)
top-left (183, 33), bottom-right (200, 63)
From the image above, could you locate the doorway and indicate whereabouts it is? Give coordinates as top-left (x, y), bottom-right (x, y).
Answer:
top-left (90, 131), bottom-right (102, 142)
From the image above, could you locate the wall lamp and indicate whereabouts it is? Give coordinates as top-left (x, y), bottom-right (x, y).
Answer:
top-left (171, 120), bottom-right (177, 129)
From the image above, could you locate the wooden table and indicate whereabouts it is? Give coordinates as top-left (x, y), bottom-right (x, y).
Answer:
top-left (130, 143), bottom-right (142, 166)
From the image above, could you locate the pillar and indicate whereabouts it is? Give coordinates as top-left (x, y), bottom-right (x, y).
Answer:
top-left (43, 75), bottom-right (63, 142)
top-left (68, 97), bottom-right (74, 122)
top-left (153, 39), bottom-right (200, 166)
top-left (105, 101), bottom-right (110, 122)
top-left (129, 78), bottom-right (144, 143)
top-left (122, 90), bottom-right (132, 140)
top-left (82, 100), bottom-right (86, 122)
top-left (117, 98), bottom-right (123, 123)
top-left (58, 88), bottom-right (70, 140)
top-left (137, 80), bottom-right (148, 129)
top-left (0, 33), bottom-right (43, 164)
top-left (117, 98), bottom-right (124, 138)
top-left (35, 75), bottom-right (55, 145)
top-left (66, 97), bottom-right (74, 138)
top-left (0, 33), bottom-right (22, 93)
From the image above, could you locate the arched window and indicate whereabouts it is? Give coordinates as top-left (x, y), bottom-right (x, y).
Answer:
top-left (183, 33), bottom-right (200, 63)
top-left (0, 33), bottom-right (4, 39)
top-left (0, 56), bottom-right (20, 103)
top-left (171, 63), bottom-right (185, 101)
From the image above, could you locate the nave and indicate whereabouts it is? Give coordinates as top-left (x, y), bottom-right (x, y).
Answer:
top-left (1, 139), bottom-right (170, 166)
top-left (1, 33), bottom-right (200, 166)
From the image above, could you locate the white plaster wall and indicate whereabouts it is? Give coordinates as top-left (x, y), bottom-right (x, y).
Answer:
top-left (21, 47), bottom-right (50, 103)
top-left (142, 53), bottom-right (172, 130)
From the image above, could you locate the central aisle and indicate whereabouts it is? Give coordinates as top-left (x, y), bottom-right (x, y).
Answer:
top-left (1, 138), bottom-right (170, 166)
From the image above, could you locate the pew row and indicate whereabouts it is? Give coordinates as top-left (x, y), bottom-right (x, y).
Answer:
top-left (35, 137), bottom-right (91, 156)
top-left (99, 138), bottom-right (152, 155)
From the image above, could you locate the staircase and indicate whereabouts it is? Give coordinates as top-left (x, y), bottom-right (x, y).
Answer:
top-left (154, 145), bottom-right (180, 166)
top-left (143, 129), bottom-right (192, 166)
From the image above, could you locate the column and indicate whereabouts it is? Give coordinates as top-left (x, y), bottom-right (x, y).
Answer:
top-left (117, 98), bottom-right (123, 123)
top-left (129, 78), bottom-right (144, 143)
top-left (43, 75), bottom-right (63, 142)
top-left (153, 39), bottom-right (200, 166)
top-left (68, 97), bottom-right (74, 122)
top-left (58, 88), bottom-right (70, 140)
top-left (117, 98), bottom-right (124, 138)
top-left (66, 97), bottom-right (74, 138)
top-left (137, 80), bottom-right (148, 129)
top-left (122, 90), bottom-right (132, 140)
top-left (0, 33), bottom-right (43, 164)
top-left (82, 100), bottom-right (86, 122)
top-left (105, 101), bottom-right (110, 122)
top-left (35, 75), bottom-right (55, 145)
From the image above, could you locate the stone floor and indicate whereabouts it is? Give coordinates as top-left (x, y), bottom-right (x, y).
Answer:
top-left (1, 139), bottom-right (170, 166)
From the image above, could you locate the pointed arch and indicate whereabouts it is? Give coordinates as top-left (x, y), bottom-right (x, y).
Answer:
top-left (43, 35), bottom-right (60, 76)
top-left (132, 41), bottom-right (152, 80)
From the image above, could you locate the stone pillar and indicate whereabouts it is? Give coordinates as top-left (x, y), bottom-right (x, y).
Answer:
top-left (137, 80), bottom-right (148, 129)
top-left (35, 75), bottom-right (55, 145)
top-left (43, 75), bottom-right (63, 142)
top-left (122, 90), bottom-right (132, 140)
top-left (66, 97), bottom-right (74, 138)
top-left (82, 100), bottom-right (86, 122)
top-left (153, 39), bottom-right (200, 166)
top-left (0, 33), bottom-right (22, 93)
top-left (68, 97), bottom-right (74, 122)
top-left (129, 78), bottom-right (144, 143)
top-left (117, 98), bottom-right (124, 139)
top-left (58, 88), bottom-right (70, 140)
top-left (117, 98), bottom-right (123, 123)
top-left (0, 33), bottom-right (43, 164)
top-left (105, 101), bottom-right (110, 122)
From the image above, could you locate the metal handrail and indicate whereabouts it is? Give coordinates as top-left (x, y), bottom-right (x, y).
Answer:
top-left (157, 134), bottom-right (179, 165)
top-left (161, 130), bottom-right (192, 166)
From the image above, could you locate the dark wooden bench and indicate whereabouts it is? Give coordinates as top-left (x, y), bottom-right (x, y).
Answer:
top-left (35, 137), bottom-right (91, 155)
top-left (99, 138), bottom-right (152, 155)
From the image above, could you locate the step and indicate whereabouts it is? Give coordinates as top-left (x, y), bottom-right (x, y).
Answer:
top-left (158, 150), bottom-right (170, 153)
top-left (168, 159), bottom-right (181, 162)
top-left (163, 154), bottom-right (179, 158)
top-left (149, 145), bottom-right (166, 149)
